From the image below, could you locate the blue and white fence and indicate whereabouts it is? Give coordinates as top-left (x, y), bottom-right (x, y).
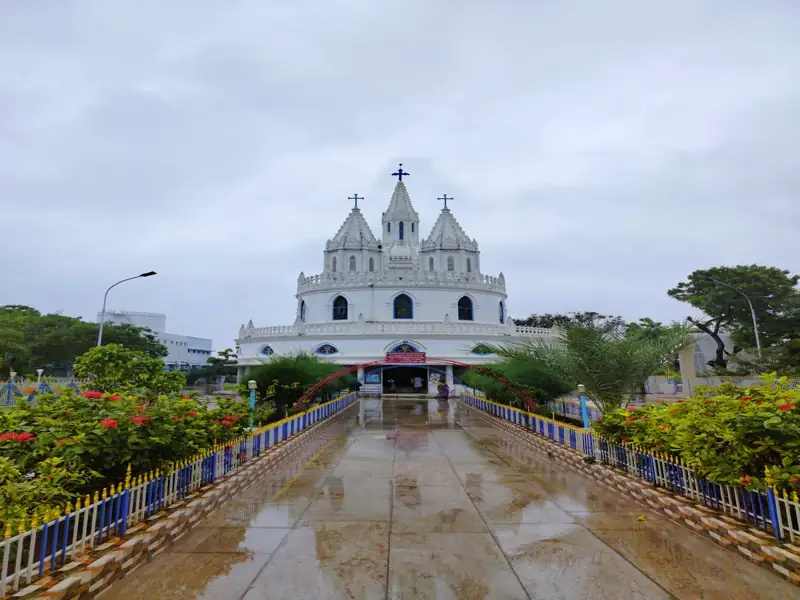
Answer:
top-left (459, 393), bottom-right (800, 546)
top-left (0, 391), bottom-right (358, 595)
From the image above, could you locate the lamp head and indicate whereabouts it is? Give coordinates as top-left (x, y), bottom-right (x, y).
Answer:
top-left (247, 380), bottom-right (257, 391)
top-left (577, 384), bottom-right (586, 394)
top-left (140, 271), bottom-right (157, 278)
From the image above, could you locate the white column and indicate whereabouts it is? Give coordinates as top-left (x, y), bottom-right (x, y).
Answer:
top-left (677, 344), bottom-right (697, 397)
top-left (445, 365), bottom-right (454, 395)
top-left (236, 366), bottom-right (246, 384)
top-left (357, 367), bottom-right (364, 384)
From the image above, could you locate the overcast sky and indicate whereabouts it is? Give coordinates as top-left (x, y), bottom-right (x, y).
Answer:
top-left (3, 1), bottom-right (799, 350)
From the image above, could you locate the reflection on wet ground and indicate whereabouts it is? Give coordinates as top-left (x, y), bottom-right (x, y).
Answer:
top-left (104, 398), bottom-right (796, 599)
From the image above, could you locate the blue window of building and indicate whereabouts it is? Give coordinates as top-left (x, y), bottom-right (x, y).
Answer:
top-left (399, 221), bottom-right (404, 240)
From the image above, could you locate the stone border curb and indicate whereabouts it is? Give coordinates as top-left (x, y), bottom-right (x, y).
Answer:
top-left (7, 405), bottom-right (357, 600)
top-left (460, 402), bottom-right (800, 587)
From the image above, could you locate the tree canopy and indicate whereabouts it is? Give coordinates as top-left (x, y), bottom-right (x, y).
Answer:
top-left (510, 311), bottom-right (628, 333)
top-left (0, 305), bottom-right (167, 377)
top-left (668, 265), bottom-right (799, 372)
top-left (243, 353), bottom-right (355, 418)
top-left (484, 322), bottom-right (691, 413)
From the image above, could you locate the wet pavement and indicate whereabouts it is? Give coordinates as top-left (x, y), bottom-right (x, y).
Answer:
top-left (104, 397), bottom-right (797, 600)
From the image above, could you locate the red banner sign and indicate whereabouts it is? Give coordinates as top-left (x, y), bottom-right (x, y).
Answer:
top-left (385, 352), bottom-right (427, 364)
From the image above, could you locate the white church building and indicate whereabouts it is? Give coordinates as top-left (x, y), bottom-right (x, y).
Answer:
top-left (235, 165), bottom-right (555, 394)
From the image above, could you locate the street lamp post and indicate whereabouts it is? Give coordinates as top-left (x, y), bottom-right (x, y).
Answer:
top-left (97, 271), bottom-right (157, 346)
top-left (577, 384), bottom-right (590, 430)
top-left (700, 275), bottom-right (762, 360)
top-left (248, 380), bottom-right (258, 430)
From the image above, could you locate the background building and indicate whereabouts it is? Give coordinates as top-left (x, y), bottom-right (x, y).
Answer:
top-left (97, 310), bottom-right (213, 371)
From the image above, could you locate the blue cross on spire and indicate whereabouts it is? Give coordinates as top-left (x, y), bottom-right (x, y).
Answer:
top-left (348, 193), bottom-right (363, 209)
top-left (392, 163), bottom-right (409, 181)
top-left (438, 194), bottom-right (453, 209)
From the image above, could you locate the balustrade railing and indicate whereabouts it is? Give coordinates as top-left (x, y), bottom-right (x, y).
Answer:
top-left (242, 321), bottom-right (555, 338)
top-left (459, 393), bottom-right (800, 546)
top-left (0, 392), bottom-right (358, 595)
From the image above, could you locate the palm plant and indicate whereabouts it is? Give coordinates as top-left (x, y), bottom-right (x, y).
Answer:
top-left (483, 322), bottom-right (691, 413)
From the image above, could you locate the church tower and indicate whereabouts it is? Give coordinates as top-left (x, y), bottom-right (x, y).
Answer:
top-left (381, 164), bottom-right (420, 270)
top-left (323, 194), bottom-right (381, 275)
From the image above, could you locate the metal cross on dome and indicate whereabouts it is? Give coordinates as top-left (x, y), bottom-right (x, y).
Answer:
top-left (348, 193), bottom-right (363, 209)
top-left (438, 194), bottom-right (453, 209)
top-left (392, 163), bottom-right (410, 181)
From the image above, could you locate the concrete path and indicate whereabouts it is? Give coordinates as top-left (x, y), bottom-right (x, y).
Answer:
top-left (104, 398), bottom-right (796, 600)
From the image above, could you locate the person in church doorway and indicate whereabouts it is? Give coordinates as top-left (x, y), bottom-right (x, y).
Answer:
top-left (388, 378), bottom-right (396, 393)
top-left (413, 376), bottom-right (423, 394)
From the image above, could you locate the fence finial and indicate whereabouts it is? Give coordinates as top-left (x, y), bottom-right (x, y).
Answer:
top-left (31, 514), bottom-right (39, 529)
top-left (793, 491), bottom-right (799, 503)
top-left (65, 502), bottom-right (73, 515)
top-left (75, 497), bottom-right (82, 510)
top-left (4, 521), bottom-right (13, 539)
top-left (764, 466), bottom-right (774, 488)
top-left (110, 484), bottom-right (116, 495)
top-left (125, 464), bottom-right (132, 488)
top-left (18, 518), bottom-right (26, 535)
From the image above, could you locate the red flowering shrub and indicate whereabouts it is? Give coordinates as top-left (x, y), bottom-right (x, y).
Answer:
top-left (82, 391), bottom-right (103, 399)
top-left (0, 391), bottom-right (249, 516)
top-left (593, 375), bottom-right (800, 491)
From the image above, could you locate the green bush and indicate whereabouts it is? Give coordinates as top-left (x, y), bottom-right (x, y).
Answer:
top-left (74, 344), bottom-right (185, 399)
top-left (242, 354), bottom-right (353, 418)
top-left (592, 375), bottom-right (800, 491)
top-left (460, 357), bottom-right (573, 411)
top-left (0, 389), bottom-right (249, 525)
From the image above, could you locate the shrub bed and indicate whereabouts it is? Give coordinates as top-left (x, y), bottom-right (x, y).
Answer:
top-left (592, 375), bottom-right (800, 491)
top-left (0, 390), bottom-right (252, 527)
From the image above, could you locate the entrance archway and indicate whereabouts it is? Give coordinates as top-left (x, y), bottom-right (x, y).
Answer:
top-left (298, 358), bottom-right (536, 410)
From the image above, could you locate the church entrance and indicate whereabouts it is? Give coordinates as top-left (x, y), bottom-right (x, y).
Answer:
top-left (383, 366), bottom-right (428, 394)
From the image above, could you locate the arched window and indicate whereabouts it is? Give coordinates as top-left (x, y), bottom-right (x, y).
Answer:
top-left (387, 222), bottom-right (391, 233)
top-left (458, 296), bottom-right (474, 321)
top-left (349, 255), bottom-right (356, 271)
top-left (399, 221), bottom-right (404, 240)
top-left (499, 301), bottom-right (505, 324)
top-left (393, 294), bottom-right (413, 319)
top-left (447, 255), bottom-right (455, 272)
top-left (332, 296), bottom-right (348, 321)
top-left (331, 256), bottom-right (337, 272)
top-left (299, 300), bottom-right (306, 322)
top-left (369, 257), bottom-right (375, 271)
top-left (466, 257), bottom-right (472, 272)
top-left (428, 257), bottom-right (434, 271)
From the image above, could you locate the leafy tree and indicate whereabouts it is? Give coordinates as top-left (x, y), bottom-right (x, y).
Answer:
top-left (668, 265), bottom-right (800, 371)
top-left (185, 348), bottom-right (237, 385)
top-left (460, 357), bottom-right (573, 410)
top-left (511, 312), bottom-right (627, 333)
top-left (485, 323), bottom-right (691, 413)
top-left (0, 305), bottom-right (166, 376)
top-left (73, 344), bottom-right (184, 397)
top-left (243, 353), bottom-right (354, 418)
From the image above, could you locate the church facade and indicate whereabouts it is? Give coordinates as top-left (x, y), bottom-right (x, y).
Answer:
top-left (235, 166), bottom-right (555, 394)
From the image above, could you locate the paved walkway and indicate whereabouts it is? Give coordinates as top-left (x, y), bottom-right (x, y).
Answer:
top-left (105, 398), bottom-right (795, 600)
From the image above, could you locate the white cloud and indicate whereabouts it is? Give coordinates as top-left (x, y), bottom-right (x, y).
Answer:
top-left (2, 0), bottom-right (799, 347)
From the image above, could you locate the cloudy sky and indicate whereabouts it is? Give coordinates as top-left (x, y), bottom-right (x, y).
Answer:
top-left (3, 0), bottom-right (799, 349)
